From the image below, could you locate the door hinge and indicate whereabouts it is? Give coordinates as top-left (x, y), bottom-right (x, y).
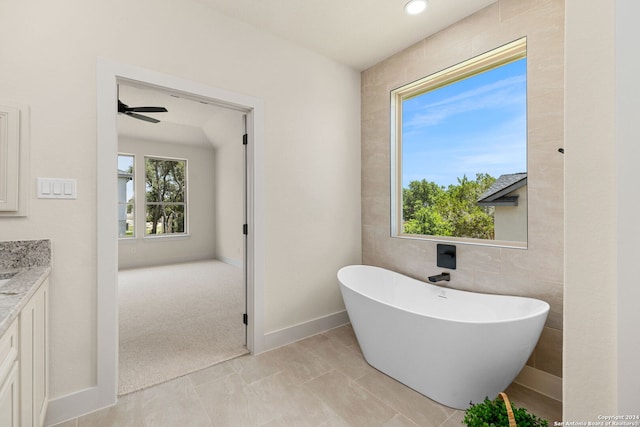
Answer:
top-left (243, 313), bottom-right (248, 325)
top-left (243, 224), bottom-right (248, 235)
top-left (242, 133), bottom-right (248, 145)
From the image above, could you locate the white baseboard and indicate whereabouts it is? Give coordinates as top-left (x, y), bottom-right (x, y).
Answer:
top-left (514, 365), bottom-right (562, 402)
top-left (263, 310), bottom-right (350, 352)
top-left (216, 255), bottom-right (242, 268)
top-left (44, 386), bottom-right (116, 427)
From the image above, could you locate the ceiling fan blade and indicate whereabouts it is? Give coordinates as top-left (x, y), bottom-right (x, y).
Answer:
top-left (126, 112), bottom-right (161, 123)
top-left (117, 100), bottom-right (129, 113)
top-left (128, 106), bottom-right (168, 113)
top-left (118, 99), bottom-right (166, 123)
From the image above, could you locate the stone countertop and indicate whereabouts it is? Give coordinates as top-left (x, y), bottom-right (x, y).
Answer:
top-left (0, 265), bottom-right (51, 336)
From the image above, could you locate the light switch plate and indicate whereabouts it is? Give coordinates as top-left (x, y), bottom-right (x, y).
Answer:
top-left (37, 178), bottom-right (77, 199)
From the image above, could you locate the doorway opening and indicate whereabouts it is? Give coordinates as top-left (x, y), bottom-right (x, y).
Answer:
top-left (96, 59), bottom-right (265, 408)
top-left (116, 81), bottom-right (249, 394)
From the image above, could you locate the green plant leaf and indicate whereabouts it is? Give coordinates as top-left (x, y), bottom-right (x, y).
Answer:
top-left (462, 395), bottom-right (549, 427)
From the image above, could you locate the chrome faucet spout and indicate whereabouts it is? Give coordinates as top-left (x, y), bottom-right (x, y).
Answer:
top-left (428, 272), bottom-right (451, 283)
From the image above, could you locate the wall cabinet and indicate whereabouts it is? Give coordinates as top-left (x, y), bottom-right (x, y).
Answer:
top-left (19, 279), bottom-right (49, 427)
top-left (0, 278), bottom-right (49, 427)
top-left (0, 101), bottom-right (29, 217)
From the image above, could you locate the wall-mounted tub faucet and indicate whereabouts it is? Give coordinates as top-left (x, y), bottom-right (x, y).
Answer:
top-left (437, 244), bottom-right (456, 269)
top-left (428, 272), bottom-right (450, 283)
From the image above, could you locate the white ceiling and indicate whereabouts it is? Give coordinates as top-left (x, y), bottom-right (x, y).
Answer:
top-left (117, 83), bottom-right (245, 147)
top-left (118, 1), bottom-right (498, 145)
top-left (193, 0), bottom-right (496, 70)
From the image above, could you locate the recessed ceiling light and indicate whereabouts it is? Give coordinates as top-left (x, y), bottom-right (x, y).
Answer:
top-left (404, 0), bottom-right (427, 15)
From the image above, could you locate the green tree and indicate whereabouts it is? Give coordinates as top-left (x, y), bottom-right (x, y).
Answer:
top-left (145, 159), bottom-right (186, 234)
top-left (402, 173), bottom-right (496, 239)
top-left (443, 174), bottom-right (495, 239)
top-left (403, 204), bottom-right (453, 236)
top-left (402, 179), bottom-right (444, 220)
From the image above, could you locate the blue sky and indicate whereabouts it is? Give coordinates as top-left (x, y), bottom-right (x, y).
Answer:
top-left (117, 155), bottom-right (132, 172)
top-left (401, 58), bottom-right (527, 188)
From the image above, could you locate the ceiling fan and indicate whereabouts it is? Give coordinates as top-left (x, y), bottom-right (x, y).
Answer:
top-left (117, 99), bottom-right (168, 123)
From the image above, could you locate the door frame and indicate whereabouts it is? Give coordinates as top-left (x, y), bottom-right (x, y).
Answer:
top-left (96, 58), bottom-right (265, 407)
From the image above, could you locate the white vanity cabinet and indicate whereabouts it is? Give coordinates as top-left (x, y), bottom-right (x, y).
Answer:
top-left (0, 318), bottom-right (20, 427)
top-left (0, 277), bottom-right (49, 427)
top-left (19, 278), bottom-right (49, 427)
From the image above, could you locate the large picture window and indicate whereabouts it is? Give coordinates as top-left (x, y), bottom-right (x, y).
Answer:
top-left (144, 157), bottom-right (187, 236)
top-left (391, 38), bottom-right (528, 247)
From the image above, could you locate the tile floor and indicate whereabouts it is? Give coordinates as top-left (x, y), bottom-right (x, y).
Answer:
top-left (53, 325), bottom-right (562, 427)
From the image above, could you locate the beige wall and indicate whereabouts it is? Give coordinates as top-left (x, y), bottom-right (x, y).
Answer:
top-left (0, 0), bottom-right (361, 400)
top-left (564, 0), bottom-right (617, 417)
top-left (362, 0), bottom-right (564, 381)
top-left (117, 138), bottom-right (217, 270)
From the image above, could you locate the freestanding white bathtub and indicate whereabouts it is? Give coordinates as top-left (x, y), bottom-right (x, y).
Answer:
top-left (338, 265), bottom-right (549, 409)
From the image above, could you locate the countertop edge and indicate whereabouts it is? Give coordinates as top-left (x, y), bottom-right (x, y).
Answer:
top-left (0, 266), bottom-right (51, 337)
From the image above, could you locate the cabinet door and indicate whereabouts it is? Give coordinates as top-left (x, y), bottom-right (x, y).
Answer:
top-left (0, 101), bottom-right (29, 216)
top-left (33, 279), bottom-right (48, 426)
top-left (0, 104), bottom-right (20, 212)
top-left (20, 278), bottom-right (49, 427)
top-left (20, 290), bottom-right (35, 427)
top-left (0, 361), bottom-right (20, 427)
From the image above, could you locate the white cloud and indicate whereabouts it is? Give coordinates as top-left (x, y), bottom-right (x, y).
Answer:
top-left (403, 74), bottom-right (526, 131)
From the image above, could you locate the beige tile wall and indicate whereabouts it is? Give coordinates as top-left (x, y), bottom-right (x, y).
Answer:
top-left (361, 0), bottom-right (564, 379)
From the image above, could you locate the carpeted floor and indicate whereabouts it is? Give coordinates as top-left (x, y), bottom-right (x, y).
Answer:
top-left (118, 260), bottom-right (248, 395)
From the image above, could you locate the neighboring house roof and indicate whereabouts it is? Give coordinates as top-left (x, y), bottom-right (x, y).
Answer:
top-left (118, 169), bottom-right (133, 180)
top-left (477, 173), bottom-right (527, 206)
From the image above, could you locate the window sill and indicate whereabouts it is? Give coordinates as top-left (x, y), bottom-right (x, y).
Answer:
top-left (142, 234), bottom-right (191, 242)
top-left (118, 234), bottom-right (191, 242)
top-left (392, 233), bottom-right (527, 250)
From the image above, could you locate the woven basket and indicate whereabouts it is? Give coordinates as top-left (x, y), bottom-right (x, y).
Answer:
top-left (498, 392), bottom-right (517, 427)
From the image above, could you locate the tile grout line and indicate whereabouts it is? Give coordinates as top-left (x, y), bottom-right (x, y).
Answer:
top-left (303, 368), bottom-right (400, 427)
top-left (347, 372), bottom-right (405, 424)
top-left (192, 383), bottom-right (218, 427)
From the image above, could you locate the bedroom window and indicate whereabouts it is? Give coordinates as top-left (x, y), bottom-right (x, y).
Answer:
top-left (117, 154), bottom-right (135, 238)
top-left (144, 157), bottom-right (187, 236)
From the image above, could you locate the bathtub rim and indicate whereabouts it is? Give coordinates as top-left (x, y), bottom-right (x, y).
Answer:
top-left (338, 264), bottom-right (550, 325)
